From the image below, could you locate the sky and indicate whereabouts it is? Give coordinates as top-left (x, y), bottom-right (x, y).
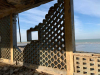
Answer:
top-left (17, 0), bottom-right (100, 42)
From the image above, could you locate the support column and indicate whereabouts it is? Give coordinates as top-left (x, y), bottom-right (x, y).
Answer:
top-left (10, 14), bottom-right (13, 64)
top-left (13, 14), bottom-right (17, 46)
top-left (64, 0), bottom-right (75, 75)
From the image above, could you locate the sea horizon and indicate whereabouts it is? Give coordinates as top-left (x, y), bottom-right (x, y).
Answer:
top-left (17, 38), bottom-right (100, 43)
top-left (17, 39), bottom-right (100, 53)
top-left (75, 39), bottom-right (100, 53)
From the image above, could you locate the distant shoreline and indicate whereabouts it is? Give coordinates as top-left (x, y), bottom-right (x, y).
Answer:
top-left (75, 38), bottom-right (100, 40)
top-left (17, 42), bottom-right (30, 44)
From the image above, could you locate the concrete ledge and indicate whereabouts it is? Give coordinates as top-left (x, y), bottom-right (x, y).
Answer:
top-left (24, 63), bottom-right (67, 75)
top-left (74, 73), bottom-right (83, 75)
top-left (0, 58), bottom-right (12, 65)
top-left (73, 53), bottom-right (93, 56)
top-left (0, 58), bottom-right (67, 75)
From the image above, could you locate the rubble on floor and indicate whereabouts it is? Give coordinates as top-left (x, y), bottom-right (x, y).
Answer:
top-left (0, 62), bottom-right (51, 75)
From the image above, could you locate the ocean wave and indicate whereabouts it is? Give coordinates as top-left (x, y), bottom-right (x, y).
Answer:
top-left (76, 42), bottom-right (100, 45)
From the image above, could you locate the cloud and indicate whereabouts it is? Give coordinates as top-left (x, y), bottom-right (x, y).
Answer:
top-left (17, 29), bottom-right (27, 42)
top-left (74, 15), bottom-right (83, 38)
top-left (19, 17), bottom-right (37, 24)
top-left (17, 0), bottom-right (57, 42)
top-left (97, 24), bottom-right (100, 25)
top-left (31, 31), bottom-right (38, 40)
top-left (19, 0), bottom-right (100, 41)
top-left (17, 29), bottom-right (39, 42)
top-left (19, 0), bottom-right (57, 26)
top-left (74, 0), bottom-right (100, 39)
top-left (22, 9), bottom-right (47, 17)
top-left (74, 0), bottom-right (100, 17)
top-left (85, 23), bottom-right (93, 25)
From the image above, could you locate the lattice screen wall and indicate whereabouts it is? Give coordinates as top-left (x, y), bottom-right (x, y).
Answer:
top-left (0, 16), bottom-right (10, 59)
top-left (74, 53), bottom-right (100, 75)
top-left (13, 48), bottom-right (23, 62)
top-left (23, 0), bottom-right (66, 70)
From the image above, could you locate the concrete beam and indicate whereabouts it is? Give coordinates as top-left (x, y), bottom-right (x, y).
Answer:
top-left (64, 0), bottom-right (75, 75)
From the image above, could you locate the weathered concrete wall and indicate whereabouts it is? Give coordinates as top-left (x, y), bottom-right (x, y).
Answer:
top-left (0, 15), bottom-right (11, 59)
top-left (23, 0), bottom-right (66, 70)
top-left (0, 14), bottom-right (17, 59)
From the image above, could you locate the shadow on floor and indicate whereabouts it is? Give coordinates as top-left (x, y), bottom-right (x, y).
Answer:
top-left (0, 62), bottom-right (51, 75)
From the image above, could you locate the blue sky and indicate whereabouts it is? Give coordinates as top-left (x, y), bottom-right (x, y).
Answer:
top-left (17, 0), bottom-right (100, 42)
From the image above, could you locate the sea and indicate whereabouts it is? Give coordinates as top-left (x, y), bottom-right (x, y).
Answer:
top-left (76, 39), bottom-right (100, 53)
top-left (17, 39), bottom-right (100, 53)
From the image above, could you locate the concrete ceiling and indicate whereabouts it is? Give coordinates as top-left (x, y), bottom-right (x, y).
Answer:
top-left (0, 0), bottom-right (53, 18)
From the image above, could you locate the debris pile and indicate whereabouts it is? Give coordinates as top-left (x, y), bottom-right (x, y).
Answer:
top-left (0, 63), bottom-right (50, 75)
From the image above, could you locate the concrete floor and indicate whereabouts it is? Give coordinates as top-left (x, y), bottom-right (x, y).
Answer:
top-left (0, 62), bottom-right (51, 75)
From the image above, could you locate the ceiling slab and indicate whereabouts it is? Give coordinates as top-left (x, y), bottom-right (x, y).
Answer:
top-left (0, 0), bottom-right (53, 19)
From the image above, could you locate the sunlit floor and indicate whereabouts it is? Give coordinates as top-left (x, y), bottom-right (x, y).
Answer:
top-left (0, 62), bottom-right (50, 75)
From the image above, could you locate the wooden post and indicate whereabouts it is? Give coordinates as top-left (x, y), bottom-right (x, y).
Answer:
top-left (64, 0), bottom-right (75, 75)
top-left (10, 14), bottom-right (13, 64)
